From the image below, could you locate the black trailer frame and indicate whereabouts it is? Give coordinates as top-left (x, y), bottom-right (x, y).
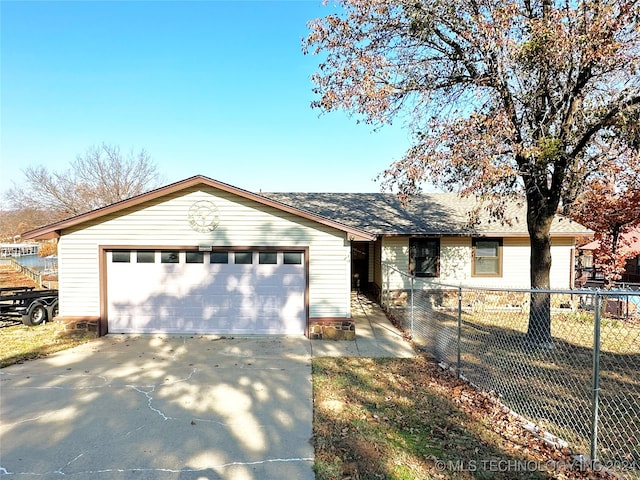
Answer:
top-left (0, 287), bottom-right (59, 326)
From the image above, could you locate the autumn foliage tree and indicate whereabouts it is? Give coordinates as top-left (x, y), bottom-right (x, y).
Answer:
top-left (305, 0), bottom-right (640, 345)
top-left (572, 161), bottom-right (640, 288)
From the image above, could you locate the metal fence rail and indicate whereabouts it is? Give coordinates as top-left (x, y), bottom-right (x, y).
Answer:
top-left (381, 263), bottom-right (640, 479)
top-left (6, 258), bottom-right (42, 286)
top-left (1, 258), bottom-right (58, 289)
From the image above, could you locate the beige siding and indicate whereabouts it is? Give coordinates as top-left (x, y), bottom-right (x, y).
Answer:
top-left (498, 237), bottom-right (530, 288)
top-left (550, 237), bottom-right (575, 289)
top-left (57, 186), bottom-right (350, 319)
top-left (382, 235), bottom-right (576, 290)
top-left (381, 237), bottom-right (411, 290)
top-left (440, 237), bottom-right (471, 283)
top-left (440, 237), bottom-right (531, 288)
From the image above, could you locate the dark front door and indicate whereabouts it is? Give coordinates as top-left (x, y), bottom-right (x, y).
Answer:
top-left (351, 242), bottom-right (369, 291)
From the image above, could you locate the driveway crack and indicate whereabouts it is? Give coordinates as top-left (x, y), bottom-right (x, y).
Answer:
top-left (125, 367), bottom-right (197, 420)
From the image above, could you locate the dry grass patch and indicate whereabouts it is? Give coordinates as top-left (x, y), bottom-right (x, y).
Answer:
top-left (313, 356), bottom-right (615, 480)
top-left (0, 322), bottom-right (96, 368)
top-left (0, 265), bottom-right (39, 289)
top-left (0, 265), bottom-right (96, 368)
top-left (403, 303), bottom-right (640, 468)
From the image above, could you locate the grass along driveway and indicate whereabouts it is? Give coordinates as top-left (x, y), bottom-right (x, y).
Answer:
top-left (402, 301), bottom-right (640, 476)
top-left (0, 265), bottom-right (96, 367)
top-left (313, 356), bottom-right (618, 480)
top-left (0, 322), bottom-right (96, 368)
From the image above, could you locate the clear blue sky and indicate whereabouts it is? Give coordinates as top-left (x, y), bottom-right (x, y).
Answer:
top-left (1, 0), bottom-right (413, 197)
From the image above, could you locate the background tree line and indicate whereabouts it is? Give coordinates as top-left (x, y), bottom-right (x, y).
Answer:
top-left (0, 144), bottom-right (163, 242)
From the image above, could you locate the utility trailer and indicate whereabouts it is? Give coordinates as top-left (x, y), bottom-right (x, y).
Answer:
top-left (0, 286), bottom-right (59, 326)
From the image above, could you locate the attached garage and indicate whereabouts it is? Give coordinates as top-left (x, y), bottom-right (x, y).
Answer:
top-left (22, 176), bottom-right (375, 336)
top-left (106, 248), bottom-right (306, 334)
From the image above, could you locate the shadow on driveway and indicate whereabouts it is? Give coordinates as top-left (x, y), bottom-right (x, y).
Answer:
top-left (0, 335), bottom-right (314, 480)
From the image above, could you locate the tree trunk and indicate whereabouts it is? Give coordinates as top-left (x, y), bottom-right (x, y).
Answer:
top-left (526, 202), bottom-right (554, 347)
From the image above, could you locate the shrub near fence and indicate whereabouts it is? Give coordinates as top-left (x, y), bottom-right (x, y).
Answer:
top-left (381, 264), bottom-right (640, 479)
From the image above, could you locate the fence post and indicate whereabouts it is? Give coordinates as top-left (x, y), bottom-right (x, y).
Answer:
top-left (590, 291), bottom-right (602, 466)
top-left (457, 286), bottom-right (462, 378)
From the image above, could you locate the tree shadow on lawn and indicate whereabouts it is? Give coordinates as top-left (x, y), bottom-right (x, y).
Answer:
top-left (388, 295), bottom-right (640, 477)
top-left (449, 313), bottom-right (640, 471)
top-left (312, 356), bottom-right (593, 480)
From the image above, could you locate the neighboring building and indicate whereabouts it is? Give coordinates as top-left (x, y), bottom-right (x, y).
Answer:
top-left (22, 176), bottom-right (591, 336)
top-left (0, 243), bottom-right (39, 258)
top-left (578, 227), bottom-right (640, 286)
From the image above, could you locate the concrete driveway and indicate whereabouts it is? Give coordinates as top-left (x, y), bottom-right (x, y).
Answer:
top-left (0, 335), bottom-right (314, 480)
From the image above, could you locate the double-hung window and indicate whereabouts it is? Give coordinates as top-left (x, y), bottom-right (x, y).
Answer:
top-left (409, 238), bottom-right (440, 277)
top-left (472, 238), bottom-right (503, 276)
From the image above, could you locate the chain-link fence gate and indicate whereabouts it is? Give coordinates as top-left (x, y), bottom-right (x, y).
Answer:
top-left (381, 263), bottom-right (640, 479)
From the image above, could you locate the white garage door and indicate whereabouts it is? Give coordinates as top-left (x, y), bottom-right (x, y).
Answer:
top-left (106, 249), bottom-right (306, 334)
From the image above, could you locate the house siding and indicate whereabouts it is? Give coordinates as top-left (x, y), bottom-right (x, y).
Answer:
top-left (549, 237), bottom-right (575, 289)
top-left (56, 186), bottom-right (351, 321)
top-left (381, 237), bottom-right (410, 290)
top-left (381, 235), bottom-right (576, 290)
top-left (439, 237), bottom-right (470, 283)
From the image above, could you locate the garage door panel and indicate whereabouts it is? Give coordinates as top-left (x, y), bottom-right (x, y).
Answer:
top-left (107, 250), bottom-right (305, 334)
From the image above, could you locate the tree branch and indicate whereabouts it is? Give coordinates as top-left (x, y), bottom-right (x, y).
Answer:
top-left (570, 93), bottom-right (640, 159)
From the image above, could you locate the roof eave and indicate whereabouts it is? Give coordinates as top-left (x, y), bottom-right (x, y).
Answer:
top-left (22, 229), bottom-right (60, 241)
top-left (379, 231), bottom-right (590, 237)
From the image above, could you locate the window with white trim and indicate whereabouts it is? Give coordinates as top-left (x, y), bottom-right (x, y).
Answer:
top-left (112, 251), bottom-right (130, 263)
top-left (161, 251), bottom-right (180, 264)
top-left (283, 252), bottom-right (302, 264)
top-left (210, 251), bottom-right (228, 264)
top-left (186, 251), bottom-right (204, 263)
top-left (259, 252), bottom-right (277, 264)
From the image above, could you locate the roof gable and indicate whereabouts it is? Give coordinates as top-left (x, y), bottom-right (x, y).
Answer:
top-left (580, 226), bottom-right (640, 253)
top-left (21, 176), bottom-right (375, 241)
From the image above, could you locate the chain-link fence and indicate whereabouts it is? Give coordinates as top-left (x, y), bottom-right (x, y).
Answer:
top-left (381, 263), bottom-right (640, 479)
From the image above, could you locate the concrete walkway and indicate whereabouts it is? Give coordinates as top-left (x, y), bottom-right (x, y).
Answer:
top-left (309, 293), bottom-right (416, 358)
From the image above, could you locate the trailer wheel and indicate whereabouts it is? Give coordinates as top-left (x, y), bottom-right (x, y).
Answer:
top-left (23, 303), bottom-right (48, 326)
top-left (48, 300), bottom-right (59, 320)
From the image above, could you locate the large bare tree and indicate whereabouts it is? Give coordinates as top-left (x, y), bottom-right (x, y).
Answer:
top-left (305, 0), bottom-right (640, 345)
top-left (5, 144), bottom-right (163, 222)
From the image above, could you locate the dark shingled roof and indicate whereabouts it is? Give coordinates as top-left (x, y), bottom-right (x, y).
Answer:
top-left (262, 192), bottom-right (591, 236)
